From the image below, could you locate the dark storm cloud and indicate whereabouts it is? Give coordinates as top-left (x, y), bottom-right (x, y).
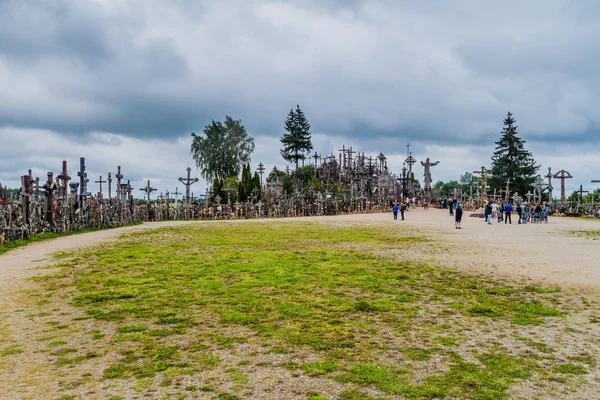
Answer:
top-left (1, 0), bottom-right (599, 194)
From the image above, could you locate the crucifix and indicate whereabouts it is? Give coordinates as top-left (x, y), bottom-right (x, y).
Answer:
top-left (552, 169), bottom-right (573, 203)
top-left (257, 163), bottom-right (265, 187)
top-left (115, 166), bottom-right (124, 202)
top-left (545, 167), bottom-right (553, 202)
top-left (421, 158), bottom-right (440, 192)
top-left (472, 166), bottom-right (490, 208)
top-left (95, 176), bottom-right (106, 198)
top-left (178, 167), bottom-right (199, 203)
top-left (577, 185), bottom-right (589, 203)
top-left (57, 161), bottom-right (71, 199)
top-left (107, 173), bottom-right (112, 200)
top-left (140, 180), bottom-right (157, 202)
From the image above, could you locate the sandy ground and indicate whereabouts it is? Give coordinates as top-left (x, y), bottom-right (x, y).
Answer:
top-left (1, 209), bottom-right (599, 289)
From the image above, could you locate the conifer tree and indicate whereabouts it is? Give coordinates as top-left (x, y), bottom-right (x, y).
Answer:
top-left (489, 112), bottom-right (539, 198)
top-left (280, 105), bottom-right (313, 169)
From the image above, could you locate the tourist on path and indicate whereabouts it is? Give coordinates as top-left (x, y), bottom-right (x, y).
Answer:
top-left (497, 202), bottom-right (504, 223)
top-left (542, 202), bottom-right (549, 224)
top-left (485, 201), bottom-right (493, 225)
top-left (449, 199), bottom-right (454, 216)
top-left (392, 202), bottom-right (399, 220)
top-left (517, 203), bottom-right (523, 224)
top-left (455, 202), bottom-right (463, 229)
top-left (504, 202), bottom-right (513, 224)
top-left (400, 202), bottom-right (407, 220)
top-left (424, 198), bottom-right (429, 210)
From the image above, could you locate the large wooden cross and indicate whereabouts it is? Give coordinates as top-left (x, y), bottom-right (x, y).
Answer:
top-left (552, 169), bottom-right (573, 202)
top-left (178, 167), bottom-right (199, 204)
top-left (95, 175), bottom-right (106, 197)
top-left (472, 166), bottom-right (490, 208)
top-left (57, 161), bottom-right (71, 199)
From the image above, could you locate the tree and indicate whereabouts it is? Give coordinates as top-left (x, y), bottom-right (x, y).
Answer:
top-left (280, 105), bottom-right (313, 169)
top-left (489, 112), bottom-right (539, 198)
top-left (191, 116), bottom-right (255, 183)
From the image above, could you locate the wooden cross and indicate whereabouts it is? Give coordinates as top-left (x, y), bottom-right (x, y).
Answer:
top-left (57, 161), bottom-right (71, 199)
top-left (312, 151), bottom-right (320, 166)
top-left (472, 166), bottom-right (490, 207)
top-left (173, 187), bottom-right (181, 203)
top-left (140, 180), bottom-right (156, 202)
top-left (107, 173), bottom-right (112, 200)
top-left (95, 175), bottom-right (106, 197)
top-left (552, 169), bottom-right (573, 202)
top-left (577, 185), bottom-right (589, 203)
top-left (545, 167), bottom-right (553, 201)
top-left (257, 162), bottom-right (265, 186)
top-left (115, 166), bottom-right (123, 201)
top-left (338, 145), bottom-right (347, 169)
top-left (178, 167), bottom-right (199, 204)
top-left (348, 147), bottom-right (357, 170)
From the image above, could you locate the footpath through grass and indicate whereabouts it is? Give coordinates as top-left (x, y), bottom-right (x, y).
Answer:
top-left (10, 222), bottom-right (599, 399)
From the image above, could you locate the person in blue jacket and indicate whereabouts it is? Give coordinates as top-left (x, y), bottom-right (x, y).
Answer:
top-left (392, 202), bottom-right (399, 220)
top-left (504, 202), bottom-right (513, 224)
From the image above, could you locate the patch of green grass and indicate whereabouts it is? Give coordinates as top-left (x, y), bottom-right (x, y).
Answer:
top-left (555, 363), bottom-right (587, 375)
top-left (35, 223), bottom-right (567, 397)
top-left (404, 347), bottom-right (431, 361)
top-left (307, 393), bottom-right (328, 400)
top-left (568, 355), bottom-right (596, 366)
top-left (302, 361), bottom-right (339, 376)
top-left (1, 344), bottom-right (23, 357)
top-left (569, 229), bottom-right (600, 240)
top-left (0, 223), bottom-right (142, 255)
top-left (48, 340), bottom-right (67, 347)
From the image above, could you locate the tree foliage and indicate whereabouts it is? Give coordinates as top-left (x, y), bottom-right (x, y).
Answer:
top-left (191, 116), bottom-right (255, 183)
top-left (280, 105), bottom-right (313, 169)
top-left (432, 180), bottom-right (460, 197)
top-left (489, 112), bottom-right (539, 198)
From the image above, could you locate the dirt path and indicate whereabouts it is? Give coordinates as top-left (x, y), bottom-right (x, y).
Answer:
top-left (1, 210), bottom-right (599, 289)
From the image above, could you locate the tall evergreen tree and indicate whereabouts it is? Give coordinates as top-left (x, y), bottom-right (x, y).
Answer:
top-left (280, 105), bottom-right (313, 169)
top-left (489, 112), bottom-right (539, 198)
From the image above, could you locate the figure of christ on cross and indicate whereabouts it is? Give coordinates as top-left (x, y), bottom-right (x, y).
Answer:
top-left (420, 158), bottom-right (440, 191)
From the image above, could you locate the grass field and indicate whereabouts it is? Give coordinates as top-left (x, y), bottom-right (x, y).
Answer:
top-left (3, 222), bottom-right (599, 399)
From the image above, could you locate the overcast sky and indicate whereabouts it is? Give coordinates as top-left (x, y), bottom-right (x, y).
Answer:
top-left (1, 0), bottom-right (599, 198)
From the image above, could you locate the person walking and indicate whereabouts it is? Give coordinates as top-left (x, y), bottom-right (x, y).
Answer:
top-left (542, 202), bottom-right (549, 224)
top-left (400, 201), bottom-right (407, 220)
top-left (424, 198), bottom-right (429, 210)
top-left (504, 202), bottom-right (513, 224)
top-left (449, 198), bottom-right (454, 216)
top-left (455, 202), bottom-right (463, 229)
top-left (392, 202), bottom-right (399, 220)
top-left (497, 202), bottom-right (504, 223)
top-left (516, 203), bottom-right (522, 224)
top-left (485, 201), bottom-right (493, 225)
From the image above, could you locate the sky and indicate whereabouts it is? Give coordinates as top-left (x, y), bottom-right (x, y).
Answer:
top-left (1, 0), bottom-right (599, 199)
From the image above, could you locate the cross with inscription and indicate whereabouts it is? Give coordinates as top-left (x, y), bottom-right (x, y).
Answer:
top-left (552, 169), bottom-right (573, 202)
top-left (178, 167), bottom-right (199, 204)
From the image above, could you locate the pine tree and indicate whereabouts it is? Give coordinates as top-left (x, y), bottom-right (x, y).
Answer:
top-left (489, 112), bottom-right (539, 198)
top-left (280, 105), bottom-right (313, 170)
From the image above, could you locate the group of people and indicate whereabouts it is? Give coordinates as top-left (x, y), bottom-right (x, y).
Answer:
top-left (484, 201), bottom-right (549, 225)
